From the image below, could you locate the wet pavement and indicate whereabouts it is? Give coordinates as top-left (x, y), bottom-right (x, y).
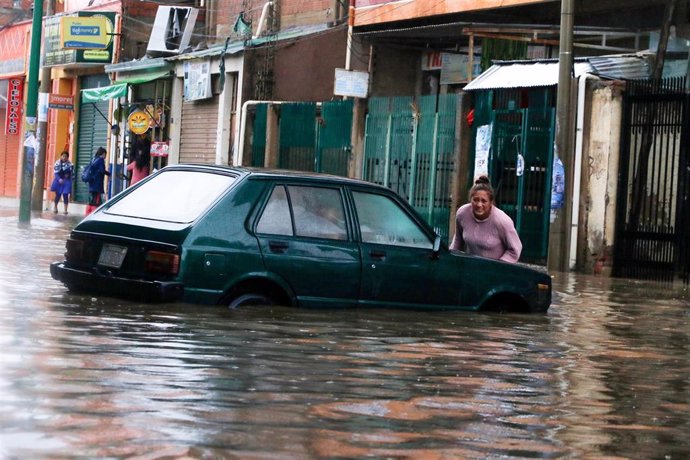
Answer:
top-left (0, 206), bottom-right (689, 458)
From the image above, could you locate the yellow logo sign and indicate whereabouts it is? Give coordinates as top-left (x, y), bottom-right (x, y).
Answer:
top-left (60, 16), bottom-right (113, 49)
top-left (128, 109), bottom-right (151, 135)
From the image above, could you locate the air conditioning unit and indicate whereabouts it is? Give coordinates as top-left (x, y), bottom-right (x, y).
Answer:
top-left (146, 6), bottom-right (199, 56)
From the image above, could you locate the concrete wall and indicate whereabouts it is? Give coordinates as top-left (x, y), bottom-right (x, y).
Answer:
top-left (369, 46), bottom-right (418, 97)
top-left (272, 27), bottom-right (347, 101)
top-left (578, 80), bottom-right (622, 274)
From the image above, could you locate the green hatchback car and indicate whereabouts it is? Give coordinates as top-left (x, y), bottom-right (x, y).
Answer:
top-left (50, 165), bottom-right (552, 312)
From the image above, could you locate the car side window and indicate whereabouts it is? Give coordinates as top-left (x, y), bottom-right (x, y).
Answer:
top-left (288, 186), bottom-right (347, 240)
top-left (256, 185), bottom-right (293, 235)
top-left (352, 191), bottom-right (433, 249)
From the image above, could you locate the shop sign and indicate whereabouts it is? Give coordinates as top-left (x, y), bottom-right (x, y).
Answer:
top-left (151, 141), bottom-right (169, 157)
top-left (0, 24), bottom-right (28, 77)
top-left (61, 16), bottom-right (111, 49)
top-left (43, 12), bottom-right (116, 67)
top-left (422, 51), bottom-right (443, 71)
top-left (48, 93), bottom-right (74, 110)
top-left (127, 109), bottom-right (151, 135)
top-left (5, 77), bottom-right (23, 135)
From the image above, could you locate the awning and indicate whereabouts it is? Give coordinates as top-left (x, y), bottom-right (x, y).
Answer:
top-left (81, 69), bottom-right (172, 103)
top-left (464, 61), bottom-right (594, 91)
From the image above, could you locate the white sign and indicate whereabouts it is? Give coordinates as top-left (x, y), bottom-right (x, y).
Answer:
top-left (38, 92), bottom-right (49, 122)
top-left (440, 53), bottom-right (470, 85)
top-left (334, 68), bottom-right (369, 98)
top-left (474, 124), bottom-right (492, 178)
top-left (183, 60), bottom-right (212, 101)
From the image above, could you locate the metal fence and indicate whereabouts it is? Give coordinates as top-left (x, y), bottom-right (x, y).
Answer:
top-left (614, 77), bottom-right (690, 284)
top-left (362, 94), bottom-right (458, 241)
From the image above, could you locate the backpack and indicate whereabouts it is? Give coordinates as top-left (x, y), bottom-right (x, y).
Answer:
top-left (81, 159), bottom-right (96, 183)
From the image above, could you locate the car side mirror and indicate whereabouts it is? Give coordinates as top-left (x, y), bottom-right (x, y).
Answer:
top-left (431, 235), bottom-right (441, 259)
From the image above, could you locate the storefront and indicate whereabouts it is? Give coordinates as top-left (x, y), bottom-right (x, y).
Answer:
top-left (0, 22), bottom-right (30, 198)
top-left (83, 61), bottom-right (174, 196)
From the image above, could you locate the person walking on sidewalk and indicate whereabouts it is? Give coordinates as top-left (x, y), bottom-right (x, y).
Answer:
top-left (85, 147), bottom-right (110, 216)
top-left (49, 151), bottom-right (74, 215)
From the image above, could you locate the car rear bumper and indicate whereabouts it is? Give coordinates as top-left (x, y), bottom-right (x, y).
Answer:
top-left (50, 261), bottom-right (184, 302)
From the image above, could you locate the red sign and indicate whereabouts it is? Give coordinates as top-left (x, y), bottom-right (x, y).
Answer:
top-left (422, 51), bottom-right (443, 71)
top-left (48, 93), bottom-right (74, 110)
top-left (5, 77), bottom-right (23, 135)
top-left (150, 141), bottom-right (169, 157)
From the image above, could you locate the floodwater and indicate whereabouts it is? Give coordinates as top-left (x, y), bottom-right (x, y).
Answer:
top-left (0, 208), bottom-right (689, 459)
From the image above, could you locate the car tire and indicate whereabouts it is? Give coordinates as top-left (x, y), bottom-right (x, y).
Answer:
top-left (228, 293), bottom-right (275, 309)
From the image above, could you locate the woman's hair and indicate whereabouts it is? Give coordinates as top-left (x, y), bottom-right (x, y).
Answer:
top-left (469, 175), bottom-right (494, 202)
top-left (95, 146), bottom-right (106, 157)
top-left (60, 151), bottom-right (69, 158)
top-left (134, 149), bottom-right (150, 169)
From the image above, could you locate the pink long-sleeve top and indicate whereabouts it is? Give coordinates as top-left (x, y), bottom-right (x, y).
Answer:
top-left (127, 162), bottom-right (150, 186)
top-left (449, 204), bottom-right (523, 263)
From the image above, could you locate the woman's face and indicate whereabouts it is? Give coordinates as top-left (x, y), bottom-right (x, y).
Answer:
top-left (470, 190), bottom-right (493, 220)
top-left (60, 153), bottom-right (69, 162)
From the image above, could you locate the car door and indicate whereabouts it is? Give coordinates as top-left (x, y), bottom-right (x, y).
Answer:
top-left (254, 183), bottom-right (361, 308)
top-left (350, 189), bottom-right (444, 309)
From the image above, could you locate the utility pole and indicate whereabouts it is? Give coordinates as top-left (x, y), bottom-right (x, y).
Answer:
top-left (18, 0), bottom-right (44, 222)
top-left (548, 0), bottom-right (574, 272)
top-left (31, 0), bottom-right (54, 211)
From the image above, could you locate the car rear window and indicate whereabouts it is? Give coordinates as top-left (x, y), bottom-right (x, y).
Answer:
top-left (105, 170), bottom-right (236, 223)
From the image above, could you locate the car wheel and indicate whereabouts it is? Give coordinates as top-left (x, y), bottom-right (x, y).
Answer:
top-left (228, 293), bottom-right (275, 309)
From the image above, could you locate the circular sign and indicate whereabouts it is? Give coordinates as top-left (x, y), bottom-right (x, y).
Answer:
top-left (127, 109), bottom-right (151, 135)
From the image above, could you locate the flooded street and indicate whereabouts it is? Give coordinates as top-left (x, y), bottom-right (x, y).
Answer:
top-left (1, 207), bottom-right (689, 459)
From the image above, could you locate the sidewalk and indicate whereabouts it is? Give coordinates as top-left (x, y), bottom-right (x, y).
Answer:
top-left (0, 196), bottom-right (88, 217)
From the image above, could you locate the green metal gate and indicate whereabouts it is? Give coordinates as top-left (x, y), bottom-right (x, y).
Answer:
top-left (279, 102), bottom-right (317, 171)
top-left (362, 94), bottom-right (458, 240)
top-left (251, 100), bottom-right (353, 175)
top-left (316, 99), bottom-right (353, 176)
top-left (471, 90), bottom-right (555, 263)
top-left (75, 75), bottom-right (111, 203)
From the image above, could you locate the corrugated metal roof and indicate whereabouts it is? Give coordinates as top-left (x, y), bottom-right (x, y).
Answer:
top-left (587, 55), bottom-right (651, 80)
top-left (107, 24), bottom-right (335, 71)
top-left (464, 55), bottom-right (652, 91)
top-left (167, 23), bottom-right (332, 61)
top-left (464, 60), bottom-right (594, 91)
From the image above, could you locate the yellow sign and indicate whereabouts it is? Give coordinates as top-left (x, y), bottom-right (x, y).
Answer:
top-left (128, 110), bottom-right (151, 135)
top-left (60, 16), bottom-right (112, 49)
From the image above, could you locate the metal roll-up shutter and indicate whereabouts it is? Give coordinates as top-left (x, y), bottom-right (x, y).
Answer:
top-left (0, 107), bottom-right (20, 197)
top-left (179, 97), bottom-right (219, 164)
top-left (75, 75), bottom-right (111, 203)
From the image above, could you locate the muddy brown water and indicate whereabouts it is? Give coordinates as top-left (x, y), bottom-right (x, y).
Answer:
top-left (1, 209), bottom-right (689, 458)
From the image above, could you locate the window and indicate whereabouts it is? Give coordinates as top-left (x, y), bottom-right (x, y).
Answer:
top-left (256, 185), bottom-right (347, 240)
top-left (352, 191), bottom-right (432, 249)
top-left (290, 186), bottom-right (347, 240)
top-left (256, 185), bottom-right (292, 235)
top-left (106, 170), bottom-right (235, 223)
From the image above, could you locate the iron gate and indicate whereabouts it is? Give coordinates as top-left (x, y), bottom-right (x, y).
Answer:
top-left (250, 100), bottom-right (353, 176)
top-left (469, 89), bottom-right (555, 264)
top-left (489, 107), bottom-right (554, 262)
top-left (613, 77), bottom-right (690, 284)
top-left (362, 95), bottom-right (458, 240)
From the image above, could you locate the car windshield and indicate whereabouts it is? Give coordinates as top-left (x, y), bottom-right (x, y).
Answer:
top-left (105, 170), bottom-right (236, 223)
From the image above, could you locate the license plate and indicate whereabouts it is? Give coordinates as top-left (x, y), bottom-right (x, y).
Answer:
top-left (98, 244), bottom-right (128, 269)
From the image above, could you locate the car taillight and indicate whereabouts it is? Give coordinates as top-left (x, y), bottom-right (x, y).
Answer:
top-left (65, 238), bottom-right (84, 262)
top-left (145, 250), bottom-right (180, 275)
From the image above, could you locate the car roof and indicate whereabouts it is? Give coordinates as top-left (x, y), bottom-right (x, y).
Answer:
top-left (164, 163), bottom-right (391, 190)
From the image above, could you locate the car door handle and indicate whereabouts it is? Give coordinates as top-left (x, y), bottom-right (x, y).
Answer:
top-left (268, 240), bottom-right (289, 253)
top-left (369, 250), bottom-right (386, 260)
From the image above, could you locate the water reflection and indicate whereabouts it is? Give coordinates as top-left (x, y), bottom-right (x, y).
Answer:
top-left (0, 209), bottom-right (688, 458)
